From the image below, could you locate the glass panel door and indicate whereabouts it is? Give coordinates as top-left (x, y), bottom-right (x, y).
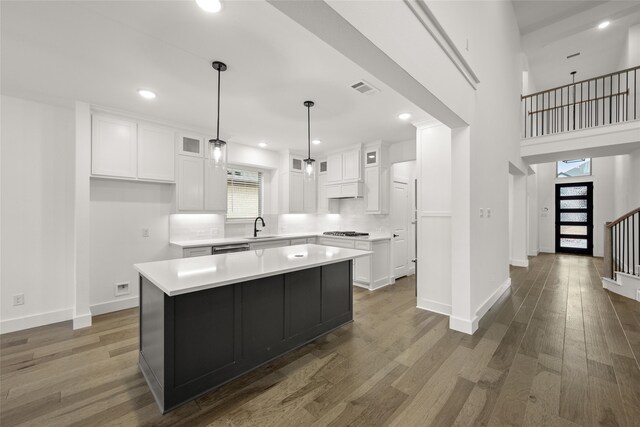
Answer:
top-left (555, 182), bottom-right (593, 255)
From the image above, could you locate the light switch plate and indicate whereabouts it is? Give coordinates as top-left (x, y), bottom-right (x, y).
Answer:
top-left (487, 208), bottom-right (491, 218)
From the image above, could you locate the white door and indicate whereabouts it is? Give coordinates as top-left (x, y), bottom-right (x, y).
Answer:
top-left (138, 124), bottom-right (175, 182)
top-left (91, 115), bottom-right (137, 178)
top-left (289, 172), bottom-right (304, 213)
top-left (177, 156), bottom-right (204, 211)
top-left (391, 181), bottom-right (409, 278)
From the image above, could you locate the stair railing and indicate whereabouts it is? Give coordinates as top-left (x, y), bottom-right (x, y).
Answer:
top-left (522, 65), bottom-right (639, 139)
top-left (604, 207), bottom-right (640, 280)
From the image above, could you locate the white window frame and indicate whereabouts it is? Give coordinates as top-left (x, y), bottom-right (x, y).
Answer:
top-left (225, 165), bottom-right (265, 223)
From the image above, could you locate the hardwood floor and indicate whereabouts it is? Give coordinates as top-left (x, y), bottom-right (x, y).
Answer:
top-left (1, 254), bottom-right (639, 426)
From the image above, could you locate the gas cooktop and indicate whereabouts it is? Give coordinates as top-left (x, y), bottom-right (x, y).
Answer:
top-left (322, 231), bottom-right (370, 237)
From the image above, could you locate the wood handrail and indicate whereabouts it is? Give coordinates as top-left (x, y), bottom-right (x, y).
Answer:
top-left (527, 90), bottom-right (629, 115)
top-left (521, 65), bottom-right (640, 99)
top-left (607, 207), bottom-right (640, 228)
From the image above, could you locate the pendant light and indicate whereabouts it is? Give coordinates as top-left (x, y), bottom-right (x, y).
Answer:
top-left (209, 61), bottom-right (227, 169)
top-left (303, 100), bottom-right (315, 179)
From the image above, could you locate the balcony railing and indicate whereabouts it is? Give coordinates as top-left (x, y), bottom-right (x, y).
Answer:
top-left (521, 65), bottom-right (639, 139)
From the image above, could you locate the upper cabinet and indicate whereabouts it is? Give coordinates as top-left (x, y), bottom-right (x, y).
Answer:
top-left (91, 113), bottom-right (174, 183)
top-left (177, 137), bottom-right (227, 212)
top-left (363, 142), bottom-right (389, 214)
top-left (280, 152), bottom-right (316, 214)
top-left (325, 145), bottom-right (363, 199)
top-left (91, 115), bottom-right (138, 179)
top-left (138, 124), bottom-right (175, 182)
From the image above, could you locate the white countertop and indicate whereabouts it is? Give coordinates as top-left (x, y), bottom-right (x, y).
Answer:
top-left (170, 232), bottom-right (391, 248)
top-left (135, 244), bottom-right (371, 296)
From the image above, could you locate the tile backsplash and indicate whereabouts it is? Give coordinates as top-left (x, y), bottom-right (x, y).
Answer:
top-left (169, 199), bottom-right (390, 242)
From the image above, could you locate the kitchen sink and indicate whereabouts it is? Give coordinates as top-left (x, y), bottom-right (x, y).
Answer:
top-left (245, 236), bottom-right (277, 240)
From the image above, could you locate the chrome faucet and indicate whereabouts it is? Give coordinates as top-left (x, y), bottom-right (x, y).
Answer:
top-left (253, 216), bottom-right (265, 238)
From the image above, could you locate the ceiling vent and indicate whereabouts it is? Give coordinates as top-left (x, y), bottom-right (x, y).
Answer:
top-left (351, 80), bottom-right (380, 95)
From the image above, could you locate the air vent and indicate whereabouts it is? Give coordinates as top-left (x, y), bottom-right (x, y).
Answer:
top-left (566, 52), bottom-right (580, 59)
top-left (351, 79), bottom-right (380, 95)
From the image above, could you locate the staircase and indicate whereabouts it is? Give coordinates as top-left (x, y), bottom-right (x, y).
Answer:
top-left (602, 207), bottom-right (640, 301)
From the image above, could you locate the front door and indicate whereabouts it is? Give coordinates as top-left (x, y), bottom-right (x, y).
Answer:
top-left (555, 182), bottom-right (593, 255)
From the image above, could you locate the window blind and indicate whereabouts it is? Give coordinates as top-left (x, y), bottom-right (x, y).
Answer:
top-left (227, 168), bottom-right (262, 220)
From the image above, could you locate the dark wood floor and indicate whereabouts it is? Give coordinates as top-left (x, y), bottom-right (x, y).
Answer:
top-left (1, 254), bottom-right (639, 426)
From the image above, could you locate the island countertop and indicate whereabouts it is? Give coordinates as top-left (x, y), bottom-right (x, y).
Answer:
top-left (134, 244), bottom-right (371, 296)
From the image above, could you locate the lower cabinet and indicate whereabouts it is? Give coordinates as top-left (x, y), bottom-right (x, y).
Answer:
top-left (139, 261), bottom-right (353, 413)
top-left (316, 237), bottom-right (392, 290)
top-left (248, 240), bottom-right (290, 250)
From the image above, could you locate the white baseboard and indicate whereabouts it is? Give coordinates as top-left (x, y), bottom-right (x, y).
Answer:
top-left (510, 259), bottom-right (529, 268)
top-left (449, 315), bottom-right (478, 335)
top-left (416, 298), bottom-right (451, 316)
top-left (0, 308), bottom-right (73, 334)
top-left (73, 312), bottom-right (92, 330)
top-left (539, 248), bottom-right (555, 254)
top-left (527, 250), bottom-right (539, 257)
top-left (90, 296), bottom-right (139, 316)
top-left (475, 278), bottom-right (511, 323)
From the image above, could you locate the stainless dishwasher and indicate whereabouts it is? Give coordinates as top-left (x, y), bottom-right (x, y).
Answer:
top-left (212, 243), bottom-right (251, 254)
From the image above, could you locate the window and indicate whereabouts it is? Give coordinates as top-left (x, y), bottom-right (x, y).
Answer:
top-left (226, 168), bottom-right (263, 220)
top-left (556, 158), bottom-right (591, 178)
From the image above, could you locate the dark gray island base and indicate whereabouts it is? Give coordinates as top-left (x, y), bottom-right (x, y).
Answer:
top-left (138, 260), bottom-right (353, 413)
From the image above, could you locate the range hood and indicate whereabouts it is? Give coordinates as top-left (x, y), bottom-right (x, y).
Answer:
top-left (326, 182), bottom-right (364, 199)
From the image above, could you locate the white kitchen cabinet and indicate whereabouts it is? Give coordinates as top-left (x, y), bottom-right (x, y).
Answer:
top-left (364, 142), bottom-right (389, 214)
top-left (279, 151), bottom-right (316, 214)
top-left (289, 172), bottom-right (304, 213)
top-left (137, 124), bottom-right (175, 182)
top-left (204, 161), bottom-right (227, 212)
top-left (177, 156), bottom-right (204, 211)
top-left (91, 114), bottom-right (138, 178)
top-left (327, 153), bottom-right (343, 183)
top-left (342, 148), bottom-right (361, 182)
top-left (317, 174), bottom-right (339, 214)
top-left (290, 238), bottom-right (308, 246)
top-left (249, 240), bottom-right (290, 250)
top-left (303, 174), bottom-right (316, 212)
top-left (306, 237), bottom-right (317, 244)
top-left (177, 133), bottom-right (205, 157)
top-left (317, 237), bottom-right (392, 290)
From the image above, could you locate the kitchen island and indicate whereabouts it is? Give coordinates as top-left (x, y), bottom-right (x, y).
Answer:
top-left (134, 244), bottom-right (370, 413)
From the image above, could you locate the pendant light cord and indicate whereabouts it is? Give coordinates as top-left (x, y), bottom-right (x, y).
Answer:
top-left (307, 104), bottom-right (311, 159)
top-left (216, 67), bottom-right (221, 141)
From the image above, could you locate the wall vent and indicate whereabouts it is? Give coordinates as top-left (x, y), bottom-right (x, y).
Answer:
top-left (351, 80), bottom-right (380, 95)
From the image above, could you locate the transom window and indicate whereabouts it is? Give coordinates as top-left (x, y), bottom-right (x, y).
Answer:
top-left (556, 158), bottom-right (591, 178)
top-left (226, 168), bottom-right (263, 220)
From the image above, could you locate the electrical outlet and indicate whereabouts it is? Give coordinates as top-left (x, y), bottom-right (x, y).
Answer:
top-left (142, 228), bottom-right (150, 238)
top-left (115, 282), bottom-right (130, 297)
top-left (13, 294), bottom-right (24, 306)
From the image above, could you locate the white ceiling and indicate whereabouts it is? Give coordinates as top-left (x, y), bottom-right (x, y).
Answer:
top-left (513, 1), bottom-right (640, 91)
top-left (1, 1), bottom-right (427, 154)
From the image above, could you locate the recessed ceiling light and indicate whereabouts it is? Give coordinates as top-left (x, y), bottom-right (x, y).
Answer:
top-left (196, 0), bottom-right (222, 13)
top-left (259, 142), bottom-right (267, 148)
top-left (137, 89), bottom-right (156, 100)
top-left (312, 139), bottom-right (322, 145)
top-left (398, 112), bottom-right (411, 120)
top-left (598, 20), bottom-right (610, 29)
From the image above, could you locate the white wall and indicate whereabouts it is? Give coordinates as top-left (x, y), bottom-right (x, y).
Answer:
top-left (1, 96), bottom-right (75, 332)
top-left (613, 147), bottom-right (640, 218)
top-left (89, 179), bottom-right (176, 314)
top-left (537, 157), bottom-right (615, 256)
top-left (527, 166), bottom-right (539, 255)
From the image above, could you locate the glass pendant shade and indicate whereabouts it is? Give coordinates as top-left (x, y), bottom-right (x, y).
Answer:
top-left (304, 158), bottom-right (315, 179)
top-left (209, 139), bottom-right (226, 169)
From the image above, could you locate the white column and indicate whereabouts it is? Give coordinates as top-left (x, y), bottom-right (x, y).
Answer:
top-left (73, 101), bottom-right (92, 329)
top-left (450, 127), bottom-right (474, 333)
top-left (509, 163), bottom-right (529, 268)
top-left (415, 122), bottom-right (452, 316)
